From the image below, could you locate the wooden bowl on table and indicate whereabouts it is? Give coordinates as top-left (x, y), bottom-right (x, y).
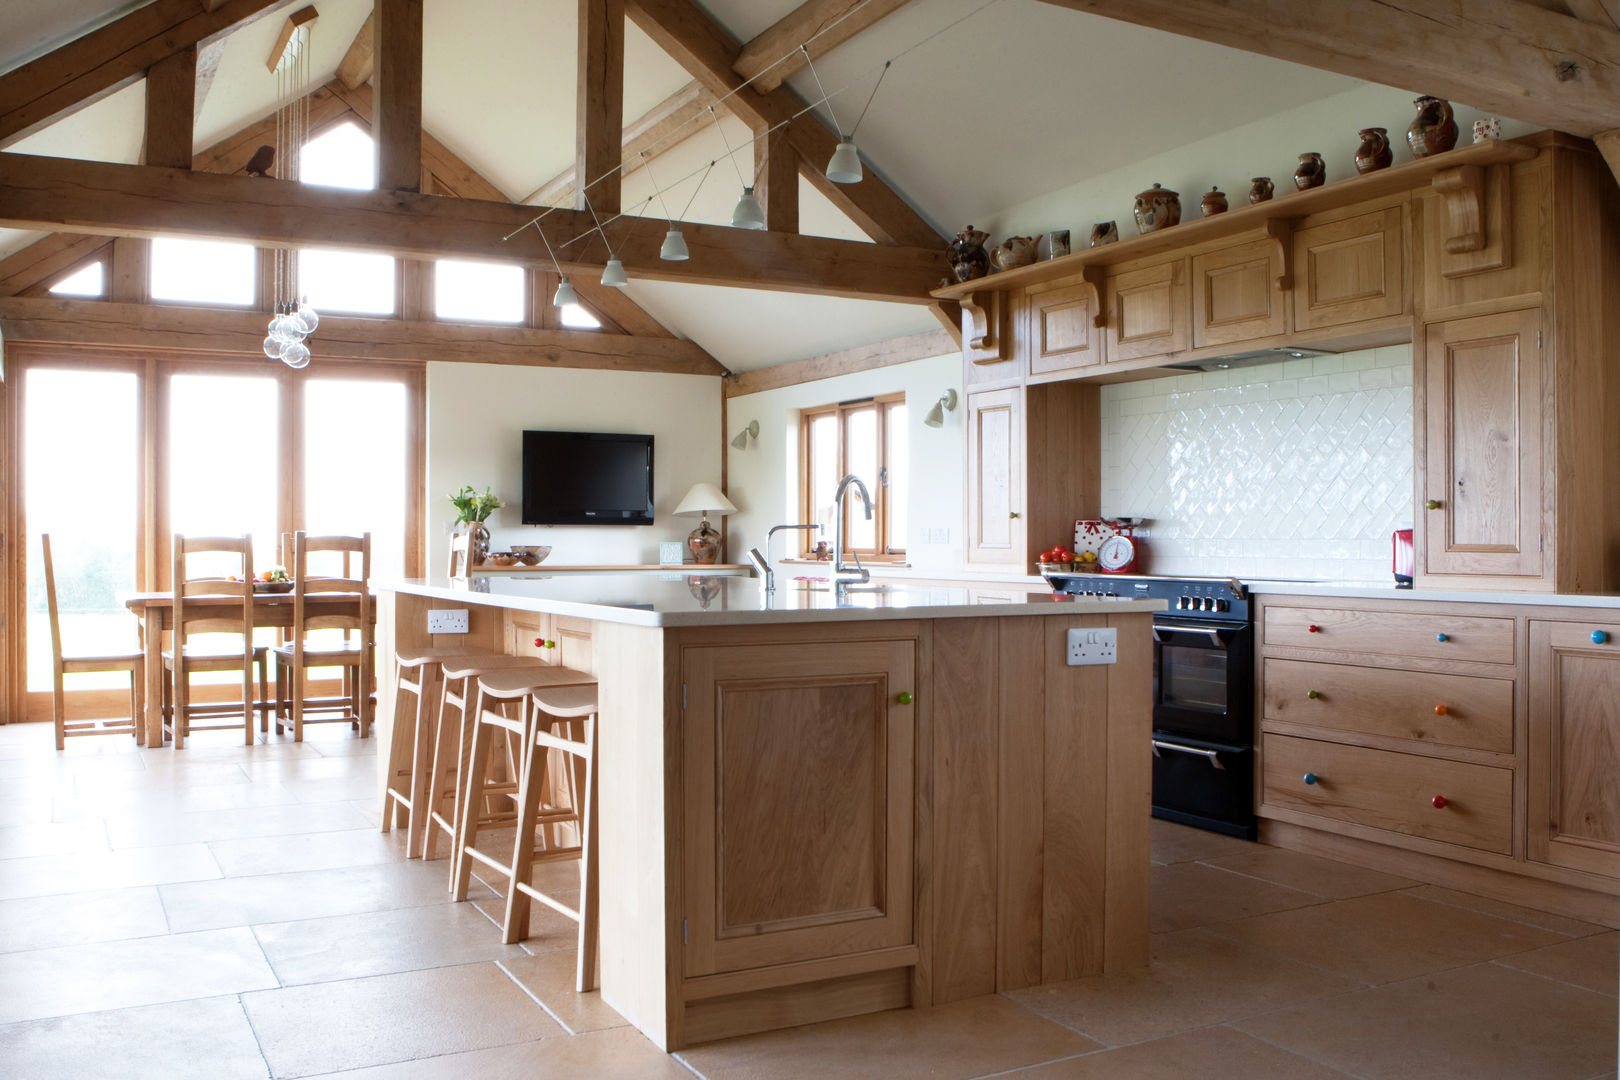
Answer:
top-left (483, 552), bottom-right (520, 567)
top-left (509, 545), bottom-right (551, 566)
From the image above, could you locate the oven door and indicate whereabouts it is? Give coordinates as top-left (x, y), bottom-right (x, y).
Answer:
top-left (1151, 620), bottom-right (1253, 744)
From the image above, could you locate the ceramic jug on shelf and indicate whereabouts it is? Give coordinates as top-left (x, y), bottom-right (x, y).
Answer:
top-left (1355, 127), bottom-right (1392, 174)
top-left (1407, 96), bottom-right (1458, 157)
top-left (948, 227), bottom-right (991, 283)
top-left (1294, 152), bottom-right (1326, 190)
top-left (989, 235), bottom-right (1039, 272)
top-left (1132, 184), bottom-right (1180, 233)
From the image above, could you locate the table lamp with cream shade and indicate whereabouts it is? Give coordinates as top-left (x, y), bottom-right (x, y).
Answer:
top-left (674, 482), bottom-right (738, 564)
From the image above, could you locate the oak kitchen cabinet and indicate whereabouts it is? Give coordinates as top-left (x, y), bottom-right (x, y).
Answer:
top-left (964, 387), bottom-right (1023, 571)
top-left (1529, 618), bottom-right (1620, 880)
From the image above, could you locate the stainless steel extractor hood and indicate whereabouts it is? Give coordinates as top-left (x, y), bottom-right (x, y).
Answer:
top-left (1162, 346), bottom-right (1335, 373)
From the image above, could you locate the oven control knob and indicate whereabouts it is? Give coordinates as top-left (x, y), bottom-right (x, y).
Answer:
top-left (1214, 599), bottom-right (1229, 612)
top-left (1178, 596), bottom-right (1190, 610)
top-left (1302, 772), bottom-right (1319, 785)
top-left (1197, 597), bottom-right (1209, 611)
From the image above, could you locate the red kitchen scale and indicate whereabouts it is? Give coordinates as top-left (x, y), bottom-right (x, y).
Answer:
top-left (1075, 518), bottom-right (1144, 574)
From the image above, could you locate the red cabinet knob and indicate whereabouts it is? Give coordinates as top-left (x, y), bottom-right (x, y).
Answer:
top-left (1434, 704), bottom-right (1449, 716)
top-left (1307, 624), bottom-right (1321, 633)
top-left (1432, 795), bottom-right (1448, 809)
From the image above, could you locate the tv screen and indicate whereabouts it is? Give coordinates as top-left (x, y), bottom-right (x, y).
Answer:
top-left (522, 430), bottom-right (654, 526)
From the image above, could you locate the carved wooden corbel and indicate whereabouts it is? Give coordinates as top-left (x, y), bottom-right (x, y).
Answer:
top-left (1264, 218), bottom-right (1293, 290)
top-left (1432, 163), bottom-right (1511, 276)
top-left (1076, 265), bottom-right (1109, 328)
top-left (960, 289), bottom-right (1008, 363)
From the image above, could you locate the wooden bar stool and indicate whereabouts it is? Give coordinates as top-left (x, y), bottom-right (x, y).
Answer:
top-left (452, 672), bottom-right (600, 990)
top-left (421, 653), bottom-right (560, 864)
top-left (380, 646), bottom-right (514, 858)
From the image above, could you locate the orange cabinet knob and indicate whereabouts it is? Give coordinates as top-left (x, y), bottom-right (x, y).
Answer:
top-left (1434, 704), bottom-right (1449, 715)
top-left (1432, 795), bottom-right (1448, 809)
top-left (1307, 624), bottom-right (1321, 633)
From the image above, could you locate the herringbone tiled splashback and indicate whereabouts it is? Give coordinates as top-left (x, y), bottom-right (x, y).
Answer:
top-left (1099, 346), bottom-right (1413, 582)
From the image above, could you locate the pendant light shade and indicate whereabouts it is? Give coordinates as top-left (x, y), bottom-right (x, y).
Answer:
top-left (730, 187), bottom-right (766, 230)
top-left (826, 139), bottom-right (863, 184)
top-left (553, 276), bottom-right (579, 307)
top-left (600, 256), bottom-right (628, 287)
top-left (660, 228), bottom-right (690, 261)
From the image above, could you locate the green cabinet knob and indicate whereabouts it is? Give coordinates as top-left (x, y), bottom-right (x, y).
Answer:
top-left (897, 691), bottom-right (914, 705)
top-left (1306, 689), bottom-right (1321, 700)
top-left (1425, 499), bottom-right (1442, 510)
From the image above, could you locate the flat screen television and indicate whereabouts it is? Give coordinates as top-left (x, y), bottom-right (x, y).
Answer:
top-left (521, 430), bottom-right (654, 526)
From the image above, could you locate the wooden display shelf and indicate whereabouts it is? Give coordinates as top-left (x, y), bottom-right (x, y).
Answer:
top-left (931, 139), bottom-right (1540, 301)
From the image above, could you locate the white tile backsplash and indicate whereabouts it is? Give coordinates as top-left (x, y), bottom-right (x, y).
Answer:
top-left (1099, 347), bottom-right (1413, 582)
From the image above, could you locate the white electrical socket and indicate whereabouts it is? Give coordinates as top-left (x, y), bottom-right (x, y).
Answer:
top-left (427, 608), bottom-right (469, 634)
top-left (1066, 627), bottom-right (1118, 665)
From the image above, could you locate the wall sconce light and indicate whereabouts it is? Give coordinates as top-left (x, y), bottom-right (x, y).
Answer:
top-left (730, 419), bottom-right (760, 450)
top-left (923, 389), bottom-right (959, 428)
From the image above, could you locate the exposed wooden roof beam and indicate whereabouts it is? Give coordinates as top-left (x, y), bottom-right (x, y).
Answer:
top-left (524, 80), bottom-right (714, 206)
top-left (0, 152), bottom-right (946, 303)
top-left (337, 11), bottom-right (376, 89)
top-left (194, 40), bottom-right (228, 121)
top-left (577, 0), bottom-right (626, 214)
top-left (734, 0), bottom-right (914, 94)
top-left (373, 0), bottom-right (423, 193)
top-left (0, 0), bottom-right (296, 147)
top-left (1040, 0), bottom-right (1620, 138)
top-left (626, 0), bottom-right (941, 248)
top-left (144, 47), bottom-right (196, 169)
top-left (724, 327), bottom-right (954, 396)
top-left (1563, 0), bottom-right (1619, 29)
top-left (0, 234), bottom-right (110, 298)
top-left (0, 296), bottom-right (724, 375)
top-left (266, 5), bottom-right (319, 72)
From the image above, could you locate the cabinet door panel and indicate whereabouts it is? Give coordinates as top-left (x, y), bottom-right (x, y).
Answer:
top-left (1420, 308), bottom-right (1543, 578)
top-left (1293, 207), bottom-right (1405, 332)
top-left (1025, 282), bottom-right (1103, 379)
top-left (965, 387), bottom-right (1024, 570)
top-left (1529, 621), bottom-right (1620, 878)
top-left (1106, 261), bottom-right (1188, 363)
top-left (1191, 240), bottom-right (1285, 348)
top-left (683, 640), bottom-right (917, 976)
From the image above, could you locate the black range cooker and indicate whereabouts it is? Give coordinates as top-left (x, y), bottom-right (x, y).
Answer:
top-left (1048, 573), bottom-right (1256, 839)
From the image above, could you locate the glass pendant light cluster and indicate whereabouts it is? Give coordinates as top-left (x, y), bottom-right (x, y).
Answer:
top-left (263, 17), bottom-right (318, 369)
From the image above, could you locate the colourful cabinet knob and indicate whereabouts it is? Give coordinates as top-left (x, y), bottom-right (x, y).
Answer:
top-left (1426, 499), bottom-right (1442, 510)
top-left (1432, 795), bottom-right (1448, 809)
top-left (1307, 624), bottom-right (1321, 633)
top-left (533, 637), bottom-right (544, 647)
top-left (897, 691), bottom-right (914, 705)
top-left (1302, 772), bottom-right (1318, 785)
top-left (1434, 704), bottom-right (1449, 716)
top-left (1306, 689), bottom-right (1321, 700)
top-left (1436, 633), bottom-right (1449, 642)
top-left (1593, 631), bottom-right (1610, 645)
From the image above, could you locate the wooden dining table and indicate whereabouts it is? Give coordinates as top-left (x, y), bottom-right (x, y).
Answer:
top-left (124, 591), bottom-right (373, 746)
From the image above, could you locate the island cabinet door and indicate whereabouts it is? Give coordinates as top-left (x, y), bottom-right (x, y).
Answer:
top-left (1529, 620), bottom-right (1620, 880)
top-left (681, 639), bottom-right (917, 978)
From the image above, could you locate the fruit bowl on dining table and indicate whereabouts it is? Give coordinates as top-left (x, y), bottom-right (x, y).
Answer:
top-left (253, 570), bottom-right (293, 593)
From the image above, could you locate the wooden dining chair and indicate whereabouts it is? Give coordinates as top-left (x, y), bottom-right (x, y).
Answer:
top-left (41, 534), bottom-right (145, 751)
top-left (273, 532), bottom-right (373, 741)
top-left (164, 534), bottom-right (262, 748)
top-left (448, 530), bottom-right (472, 579)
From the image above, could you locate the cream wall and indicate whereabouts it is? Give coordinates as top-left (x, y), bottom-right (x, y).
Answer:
top-left (724, 352), bottom-right (963, 573)
top-left (425, 363), bottom-right (722, 571)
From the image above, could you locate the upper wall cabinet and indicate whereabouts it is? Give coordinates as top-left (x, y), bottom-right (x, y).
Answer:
top-left (1190, 238), bottom-right (1287, 349)
top-left (1023, 276), bottom-right (1105, 382)
top-left (1106, 260), bottom-right (1188, 365)
top-left (1292, 204), bottom-right (1407, 333)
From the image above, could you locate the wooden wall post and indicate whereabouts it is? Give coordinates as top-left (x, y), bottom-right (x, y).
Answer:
top-left (373, 0), bottom-right (423, 193)
top-left (577, 0), bottom-right (626, 215)
top-left (144, 47), bottom-right (197, 169)
top-left (755, 125), bottom-right (798, 234)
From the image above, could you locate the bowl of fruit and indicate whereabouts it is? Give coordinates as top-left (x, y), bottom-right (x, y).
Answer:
top-left (254, 568), bottom-right (293, 593)
top-left (1037, 546), bottom-right (1077, 575)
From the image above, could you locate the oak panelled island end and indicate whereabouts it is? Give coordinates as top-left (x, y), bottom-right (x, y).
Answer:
top-left (374, 575), bottom-right (1162, 1050)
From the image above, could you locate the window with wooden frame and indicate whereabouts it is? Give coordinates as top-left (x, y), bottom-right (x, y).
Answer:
top-left (799, 393), bottom-right (908, 560)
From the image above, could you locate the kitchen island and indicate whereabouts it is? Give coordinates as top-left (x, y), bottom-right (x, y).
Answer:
top-left (374, 574), bottom-right (1162, 1050)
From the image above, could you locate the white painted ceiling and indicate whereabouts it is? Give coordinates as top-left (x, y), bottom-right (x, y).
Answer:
top-left (0, 0), bottom-right (1378, 371)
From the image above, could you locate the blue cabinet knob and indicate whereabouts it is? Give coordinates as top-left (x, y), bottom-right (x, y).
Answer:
top-left (1593, 631), bottom-right (1610, 645)
top-left (1436, 633), bottom-right (1449, 642)
top-left (1302, 772), bottom-right (1318, 786)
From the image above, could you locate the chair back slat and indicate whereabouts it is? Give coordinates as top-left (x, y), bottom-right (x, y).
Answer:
top-left (290, 532), bottom-right (371, 650)
top-left (448, 531), bottom-right (471, 578)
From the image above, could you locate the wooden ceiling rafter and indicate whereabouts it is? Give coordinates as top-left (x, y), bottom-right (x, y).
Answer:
top-left (733, 0), bottom-right (915, 94)
top-left (0, 0), bottom-right (298, 147)
top-left (337, 12), bottom-right (377, 90)
top-left (372, 0), bottom-right (423, 193)
top-left (577, 0), bottom-right (626, 215)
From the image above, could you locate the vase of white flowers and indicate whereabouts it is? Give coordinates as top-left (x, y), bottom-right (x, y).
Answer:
top-left (449, 485), bottom-right (501, 567)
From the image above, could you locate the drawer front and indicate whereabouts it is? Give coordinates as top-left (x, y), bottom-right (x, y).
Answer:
top-left (1263, 604), bottom-right (1514, 665)
top-left (1262, 734), bottom-right (1512, 854)
top-left (1263, 658), bottom-right (1513, 753)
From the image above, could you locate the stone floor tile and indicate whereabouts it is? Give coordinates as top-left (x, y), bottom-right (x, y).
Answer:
top-left (0, 841), bottom-right (220, 900)
top-left (255, 901), bottom-right (528, 985)
top-left (1005, 926), bottom-right (1361, 1047)
top-left (208, 826), bottom-right (408, 877)
top-left (1001, 1025), bottom-right (1355, 1079)
top-left (499, 950), bottom-right (627, 1034)
top-left (1235, 961), bottom-right (1617, 1080)
top-left (1149, 820), bottom-right (1259, 865)
top-left (676, 993), bottom-right (1101, 1080)
top-left (1495, 930), bottom-right (1619, 996)
top-left (242, 962), bottom-right (560, 1078)
top-left (1200, 844), bottom-right (1418, 899)
top-left (0, 886), bottom-right (168, 953)
top-left (0, 995), bottom-right (268, 1080)
top-left (0, 818), bottom-right (108, 859)
top-left (305, 1026), bottom-right (687, 1079)
top-left (1150, 862), bottom-right (1326, 932)
top-left (106, 800), bottom-right (372, 849)
top-left (0, 927), bottom-right (277, 1023)
top-left (1398, 883), bottom-right (1614, 938)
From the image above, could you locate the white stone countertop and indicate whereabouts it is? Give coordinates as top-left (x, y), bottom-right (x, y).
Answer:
top-left (1238, 578), bottom-right (1620, 609)
top-left (381, 574), bottom-right (1163, 628)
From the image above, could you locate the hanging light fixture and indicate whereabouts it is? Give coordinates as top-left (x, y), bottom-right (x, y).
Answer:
top-left (642, 151), bottom-right (692, 261)
top-left (264, 14), bottom-right (318, 368)
top-left (600, 255), bottom-right (628, 287)
top-left (710, 106), bottom-right (768, 231)
top-left (806, 54), bottom-right (890, 186)
top-left (552, 275), bottom-right (578, 306)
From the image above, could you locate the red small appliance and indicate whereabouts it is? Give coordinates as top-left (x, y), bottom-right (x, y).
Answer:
top-left (1392, 528), bottom-right (1414, 588)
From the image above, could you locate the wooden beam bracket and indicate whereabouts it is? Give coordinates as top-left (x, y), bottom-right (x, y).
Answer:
top-left (1263, 218), bottom-right (1293, 290)
top-left (1433, 162), bottom-right (1511, 277)
top-left (267, 6), bottom-right (320, 72)
top-left (961, 289), bottom-right (1008, 361)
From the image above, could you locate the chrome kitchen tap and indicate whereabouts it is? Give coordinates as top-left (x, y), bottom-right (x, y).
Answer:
top-left (749, 522), bottom-right (822, 592)
top-left (832, 474), bottom-right (874, 586)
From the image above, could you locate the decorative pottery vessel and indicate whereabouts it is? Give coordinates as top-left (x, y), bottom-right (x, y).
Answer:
top-left (1473, 116), bottom-right (1502, 143)
top-left (1407, 95), bottom-right (1458, 157)
top-left (1200, 186), bottom-right (1228, 216)
top-left (948, 226), bottom-right (991, 283)
top-left (466, 521), bottom-right (491, 567)
top-left (989, 235), bottom-right (1040, 272)
top-left (1248, 176), bottom-right (1274, 203)
top-left (1046, 229), bottom-right (1071, 259)
top-left (1132, 183), bottom-right (1181, 234)
top-left (1294, 152), bottom-right (1326, 190)
top-left (1088, 220), bottom-right (1119, 247)
top-left (1355, 127), bottom-right (1392, 174)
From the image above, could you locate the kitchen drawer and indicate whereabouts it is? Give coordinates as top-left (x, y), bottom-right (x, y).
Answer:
top-left (1261, 734), bottom-right (1512, 854)
top-left (1262, 657), bottom-right (1513, 754)
top-left (1263, 604), bottom-right (1514, 665)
